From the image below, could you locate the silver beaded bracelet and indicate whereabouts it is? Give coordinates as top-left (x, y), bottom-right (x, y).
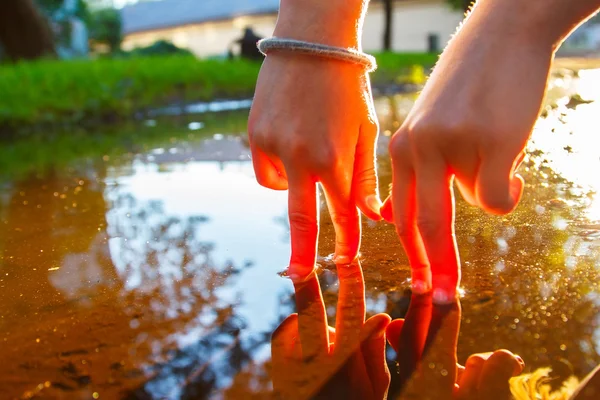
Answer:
top-left (257, 37), bottom-right (378, 72)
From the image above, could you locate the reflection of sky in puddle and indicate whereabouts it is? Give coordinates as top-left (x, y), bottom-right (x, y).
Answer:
top-left (106, 161), bottom-right (293, 356)
top-left (532, 68), bottom-right (600, 221)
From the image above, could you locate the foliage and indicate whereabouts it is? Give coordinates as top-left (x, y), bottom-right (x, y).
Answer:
top-left (88, 7), bottom-right (122, 52)
top-left (0, 56), bottom-right (261, 130)
top-left (0, 52), bottom-right (437, 131)
top-left (119, 40), bottom-right (194, 58)
top-left (446, 0), bottom-right (475, 11)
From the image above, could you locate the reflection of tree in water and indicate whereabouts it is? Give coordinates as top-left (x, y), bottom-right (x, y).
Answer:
top-left (105, 192), bottom-right (269, 399)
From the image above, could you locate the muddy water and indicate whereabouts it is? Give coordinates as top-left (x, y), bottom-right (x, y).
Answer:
top-left (1, 65), bottom-right (600, 399)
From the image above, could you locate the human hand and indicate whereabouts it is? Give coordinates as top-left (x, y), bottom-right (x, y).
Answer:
top-left (270, 262), bottom-right (391, 400)
top-left (249, 54), bottom-right (381, 279)
top-left (386, 292), bottom-right (524, 400)
top-left (248, 0), bottom-right (380, 280)
top-left (381, 1), bottom-right (557, 302)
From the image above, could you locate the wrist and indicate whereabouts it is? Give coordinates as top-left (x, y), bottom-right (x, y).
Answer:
top-left (274, 0), bottom-right (368, 49)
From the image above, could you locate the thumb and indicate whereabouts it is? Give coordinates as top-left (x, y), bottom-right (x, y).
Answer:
top-left (475, 150), bottom-right (524, 215)
top-left (353, 121), bottom-right (382, 221)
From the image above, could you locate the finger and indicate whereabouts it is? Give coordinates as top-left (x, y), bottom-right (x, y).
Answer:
top-left (333, 261), bottom-right (366, 354)
top-left (293, 270), bottom-right (329, 364)
top-left (353, 120), bottom-right (383, 221)
top-left (477, 350), bottom-right (525, 399)
top-left (386, 319), bottom-right (404, 353)
top-left (361, 314), bottom-right (392, 398)
top-left (271, 314), bottom-right (299, 365)
top-left (250, 145), bottom-right (288, 190)
top-left (286, 168), bottom-right (319, 281)
top-left (414, 154), bottom-right (459, 303)
top-left (391, 154), bottom-right (432, 294)
top-left (396, 293), bottom-right (433, 388)
top-left (455, 353), bottom-right (488, 400)
top-left (475, 147), bottom-right (524, 215)
top-left (455, 178), bottom-right (478, 207)
top-left (321, 171), bottom-right (361, 265)
top-left (420, 301), bottom-right (461, 399)
top-left (381, 194), bottom-right (393, 223)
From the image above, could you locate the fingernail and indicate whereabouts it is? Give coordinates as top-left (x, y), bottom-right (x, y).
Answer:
top-left (366, 195), bottom-right (383, 217)
top-left (433, 288), bottom-right (455, 305)
top-left (412, 280), bottom-right (431, 294)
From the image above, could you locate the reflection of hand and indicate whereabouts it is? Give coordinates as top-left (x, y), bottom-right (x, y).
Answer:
top-left (380, 2), bottom-right (556, 302)
top-left (386, 293), bottom-right (524, 400)
top-left (271, 262), bottom-right (390, 400)
top-left (248, 53), bottom-right (381, 279)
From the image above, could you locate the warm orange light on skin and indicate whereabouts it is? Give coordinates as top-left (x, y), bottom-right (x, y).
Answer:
top-left (272, 261), bottom-right (391, 400)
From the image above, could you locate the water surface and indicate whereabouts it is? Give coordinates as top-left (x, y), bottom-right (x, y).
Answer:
top-left (1, 64), bottom-right (600, 399)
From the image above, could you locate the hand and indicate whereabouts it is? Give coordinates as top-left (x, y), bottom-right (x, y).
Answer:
top-left (270, 262), bottom-right (391, 400)
top-left (381, 1), bottom-right (557, 302)
top-left (386, 292), bottom-right (524, 400)
top-left (248, 53), bottom-right (381, 279)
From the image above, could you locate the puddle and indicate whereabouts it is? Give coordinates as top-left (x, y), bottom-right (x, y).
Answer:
top-left (1, 66), bottom-right (600, 398)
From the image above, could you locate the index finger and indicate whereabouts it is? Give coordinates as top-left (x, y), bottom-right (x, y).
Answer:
top-left (333, 260), bottom-right (366, 354)
top-left (414, 154), bottom-right (460, 304)
top-left (285, 167), bottom-right (329, 362)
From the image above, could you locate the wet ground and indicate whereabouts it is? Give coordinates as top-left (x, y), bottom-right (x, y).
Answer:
top-left (1, 62), bottom-right (600, 399)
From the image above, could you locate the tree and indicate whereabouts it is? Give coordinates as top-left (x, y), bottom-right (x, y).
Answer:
top-left (0, 0), bottom-right (56, 61)
top-left (447, 0), bottom-right (475, 12)
top-left (383, 0), bottom-right (393, 51)
top-left (89, 8), bottom-right (122, 52)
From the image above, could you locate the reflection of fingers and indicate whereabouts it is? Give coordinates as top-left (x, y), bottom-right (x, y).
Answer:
top-left (362, 314), bottom-right (392, 398)
top-left (391, 161), bottom-right (431, 294)
top-left (271, 314), bottom-right (299, 365)
top-left (476, 148), bottom-right (524, 215)
top-left (334, 261), bottom-right (366, 353)
top-left (456, 353), bottom-right (488, 400)
top-left (477, 350), bottom-right (524, 399)
top-left (353, 121), bottom-right (382, 221)
top-left (386, 319), bottom-right (405, 353)
top-left (396, 293), bottom-right (433, 387)
top-left (286, 168), bottom-right (319, 281)
top-left (421, 301), bottom-right (461, 398)
top-left (321, 173), bottom-right (361, 265)
top-left (414, 156), bottom-right (459, 303)
top-left (250, 146), bottom-right (288, 190)
top-left (293, 271), bottom-right (329, 364)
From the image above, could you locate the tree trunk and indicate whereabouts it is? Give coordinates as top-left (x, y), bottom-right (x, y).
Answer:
top-left (0, 0), bottom-right (56, 61)
top-left (383, 0), bottom-right (393, 51)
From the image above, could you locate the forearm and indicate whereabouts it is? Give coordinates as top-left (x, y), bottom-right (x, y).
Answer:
top-left (273, 0), bottom-right (370, 49)
top-left (472, 0), bottom-right (600, 50)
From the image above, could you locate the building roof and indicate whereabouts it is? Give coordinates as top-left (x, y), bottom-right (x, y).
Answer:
top-left (121, 0), bottom-right (280, 34)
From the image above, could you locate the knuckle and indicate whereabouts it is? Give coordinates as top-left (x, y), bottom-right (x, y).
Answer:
top-left (288, 212), bottom-right (318, 234)
top-left (465, 354), bottom-right (487, 369)
top-left (330, 211), bottom-right (357, 228)
top-left (354, 165), bottom-right (377, 187)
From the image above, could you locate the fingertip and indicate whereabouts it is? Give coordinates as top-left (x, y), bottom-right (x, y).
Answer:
top-left (386, 319), bottom-right (405, 352)
top-left (359, 194), bottom-right (383, 221)
top-left (380, 196), bottom-right (393, 223)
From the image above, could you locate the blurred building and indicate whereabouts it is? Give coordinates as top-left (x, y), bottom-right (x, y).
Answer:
top-left (120, 0), bottom-right (464, 58)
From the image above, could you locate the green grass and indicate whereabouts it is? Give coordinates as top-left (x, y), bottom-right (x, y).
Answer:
top-left (0, 52), bottom-right (438, 131)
